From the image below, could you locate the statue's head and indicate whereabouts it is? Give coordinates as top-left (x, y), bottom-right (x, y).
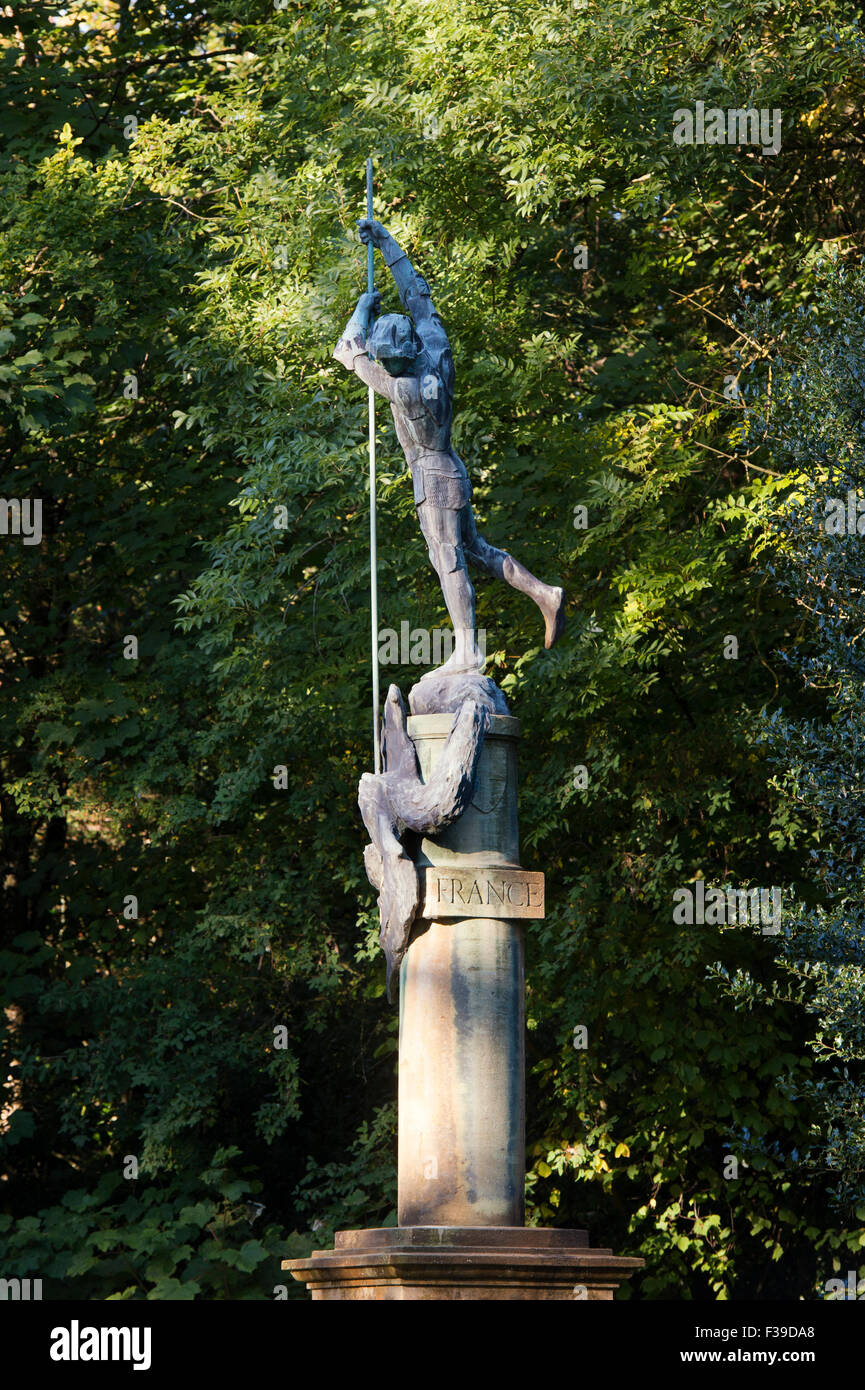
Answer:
top-left (368, 313), bottom-right (420, 377)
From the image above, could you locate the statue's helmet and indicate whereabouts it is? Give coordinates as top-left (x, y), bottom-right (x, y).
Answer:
top-left (368, 313), bottom-right (420, 376)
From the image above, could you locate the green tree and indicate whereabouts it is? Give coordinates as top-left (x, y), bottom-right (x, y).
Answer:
top-left (716, 258), bottom-right (865, 1214)
top-left (3, 0), bottom-right (865, 1299)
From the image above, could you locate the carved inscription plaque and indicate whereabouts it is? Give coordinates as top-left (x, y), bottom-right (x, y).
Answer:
top-left (419, 865), bottom-right (544, 920)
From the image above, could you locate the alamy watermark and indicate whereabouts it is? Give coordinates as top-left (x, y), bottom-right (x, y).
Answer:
top-left (673, 880), bottom-right (781, 934)
top-left (378, 622), bottom-right (487, 667)
top-left (823, 491), bottom-right (865, 536)
top-left (0, 1276), bottom-right (42, 1300)
top-left (673, 102), bottom-right (782, 156)
top-left (50, 1322), bottom-right (151, 1370)
top-left (825, 1270), bottom-right (865, 1300)
top-left (1, 498), bottom-right (42, 545)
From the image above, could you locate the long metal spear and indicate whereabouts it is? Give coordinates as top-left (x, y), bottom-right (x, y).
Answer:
top-left (366, 157), bottom-right (381, 774)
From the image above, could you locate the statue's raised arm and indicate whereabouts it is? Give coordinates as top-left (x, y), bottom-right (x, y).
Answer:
top-left (357, 220), bottom-right (438, 324)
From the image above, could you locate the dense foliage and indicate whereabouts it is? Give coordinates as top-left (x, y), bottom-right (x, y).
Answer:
top-left (2, 0), bottom-right (864, 1299)
top-left (717, 262), bottom-right (865, 1215)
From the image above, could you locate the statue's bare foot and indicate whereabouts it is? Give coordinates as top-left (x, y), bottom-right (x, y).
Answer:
top-left (541, 585), bottom-right (566, 648)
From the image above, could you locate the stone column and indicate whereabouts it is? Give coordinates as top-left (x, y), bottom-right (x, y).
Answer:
top-left (284, 705), bottom-right (644, 1300)
top-left (398, 712), bottom-right (528, 1227)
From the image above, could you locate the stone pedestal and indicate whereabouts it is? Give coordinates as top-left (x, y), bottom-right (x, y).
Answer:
top-left (398, 713), bottom-right (534, 1228)
top-left (284, 1227), bottom-right (642, 1300)
top-left (284, 695), bottom-right (643, 1301)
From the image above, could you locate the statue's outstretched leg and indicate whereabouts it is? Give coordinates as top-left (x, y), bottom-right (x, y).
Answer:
top-left (417, 500), bottom-right (485, 675)
top-left (462, 505), bottom-right (566, 649)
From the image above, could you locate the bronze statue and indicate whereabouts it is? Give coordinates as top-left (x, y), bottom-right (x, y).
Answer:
top-left (334, 219), bottom-right (565, 678)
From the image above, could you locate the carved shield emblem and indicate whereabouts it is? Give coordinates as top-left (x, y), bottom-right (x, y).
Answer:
top-left (471, 745), bottom-right (508, 815)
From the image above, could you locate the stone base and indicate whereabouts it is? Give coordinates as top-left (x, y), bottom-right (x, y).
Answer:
top-left (283, 1226), bottom-right (643, 1301)
top-left (408, 671), bottom-right (510, 717)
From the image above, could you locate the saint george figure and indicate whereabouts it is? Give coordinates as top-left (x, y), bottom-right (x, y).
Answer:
top-left (334, 219), bottom-right (566, 678)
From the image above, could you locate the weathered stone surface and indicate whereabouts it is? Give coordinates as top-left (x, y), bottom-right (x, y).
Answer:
top-left (386, 692), bottom-right (488, 833)
top-left (332, 1227), bottom-right (589, 1250)
top-left (398, 916), bottom-right (525, 1227)
top-left (409, 669), bottom-right (510, 717)
top-left (410, 713), bottom-right (521, 871)
top-left (420, 865), bottom-right (544, 919)
top-left (284, 1226), bottom-right (643, 1301)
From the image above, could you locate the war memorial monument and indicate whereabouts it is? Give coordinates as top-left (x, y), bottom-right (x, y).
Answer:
top-left (286, 183), bottom-right (642, 1299)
